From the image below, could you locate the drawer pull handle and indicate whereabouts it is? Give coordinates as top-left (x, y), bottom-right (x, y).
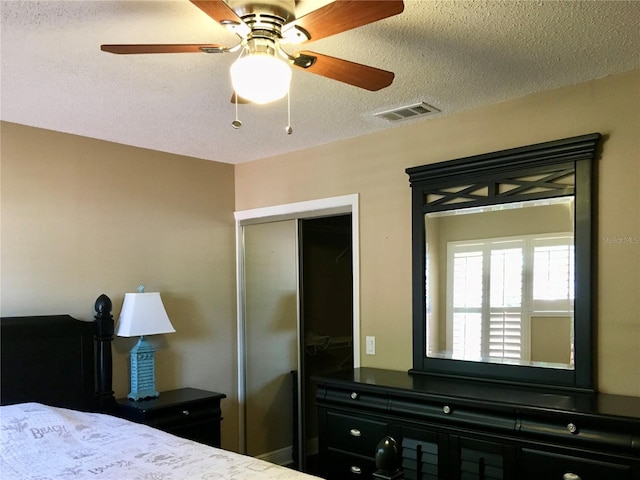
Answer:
top-left (563, 473), bottom-right (581, 480)
top-left (443, 405), bottom-right (452, 414)
top-left (350, 392), bottom-right (359, 400)
top-left (350, 466), bottom-right (362, 474)
top-left (349, 428), bottom-right (362, 437)
top-left (182, 409), bottom-right (190, 416)
top-left (566, 422), bottom-right (578, 434)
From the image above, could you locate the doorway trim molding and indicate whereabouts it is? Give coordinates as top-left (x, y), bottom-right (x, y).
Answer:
top-left (234, 193), bottom-right (360, 454)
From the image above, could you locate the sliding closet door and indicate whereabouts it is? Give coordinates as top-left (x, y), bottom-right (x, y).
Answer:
top-left (244, 220), bottom-right (298, 459)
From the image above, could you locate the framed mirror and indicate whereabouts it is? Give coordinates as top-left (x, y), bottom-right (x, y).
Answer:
top-left (406, 133), bottom-right (601, 390)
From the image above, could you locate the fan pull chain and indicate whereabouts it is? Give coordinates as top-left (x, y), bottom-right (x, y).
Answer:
top-left (232, 91), bottom-right (242, 129)
top-left (232, 47), bottom-right (246, 129)
top-left (285, 86), bottom-right (292, 135)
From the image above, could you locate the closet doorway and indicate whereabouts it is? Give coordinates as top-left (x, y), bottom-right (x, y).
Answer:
top-left (298, 214), bottom-right (353, 471)
top-left (235, 195), bottom-right (360, 473)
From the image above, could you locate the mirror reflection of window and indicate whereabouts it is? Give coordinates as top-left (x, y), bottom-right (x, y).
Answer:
top-left (446, 233), bottom-right (574, 365)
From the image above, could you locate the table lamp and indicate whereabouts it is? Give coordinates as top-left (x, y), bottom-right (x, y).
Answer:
top-left (117, 286), bottom-right (175, 401)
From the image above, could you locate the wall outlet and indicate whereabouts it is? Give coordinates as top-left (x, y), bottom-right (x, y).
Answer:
top-left (366, 336), bottom-right (376, 355)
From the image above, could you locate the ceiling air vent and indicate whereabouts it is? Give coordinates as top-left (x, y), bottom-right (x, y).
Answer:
top-left (374, 102), bottom-right (440, 122)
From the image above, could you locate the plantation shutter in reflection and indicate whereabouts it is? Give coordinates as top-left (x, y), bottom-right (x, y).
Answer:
top-left (489, 247), bottom-right (523, 360)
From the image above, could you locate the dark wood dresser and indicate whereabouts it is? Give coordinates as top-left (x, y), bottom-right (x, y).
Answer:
top-left (314, 368), bottom-right (640, 480)
top-left (116, 387), bottom-right (226, 447)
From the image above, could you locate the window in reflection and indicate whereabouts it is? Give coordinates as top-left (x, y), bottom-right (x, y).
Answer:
top-left (445, 233), bottom-right (574, 364)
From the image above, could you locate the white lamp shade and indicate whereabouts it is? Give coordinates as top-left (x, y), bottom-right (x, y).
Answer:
top-left (230, 53), bottom-right (292, 104)
top-left (116, 292), bottom-right (175, 337)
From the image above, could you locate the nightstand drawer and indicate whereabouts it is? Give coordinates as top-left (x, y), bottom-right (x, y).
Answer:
top-left (326, 411), bottom-right (388, 457)
top-left (169, 418), bottom-right (222, 447)
top-left (117, 388), bottom-right (226, 447)
top-left (141, 399), bottom-right (219, 428)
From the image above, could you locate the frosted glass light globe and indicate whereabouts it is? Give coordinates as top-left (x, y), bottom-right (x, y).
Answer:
top-left (230, 53), bottom-right (292, 105)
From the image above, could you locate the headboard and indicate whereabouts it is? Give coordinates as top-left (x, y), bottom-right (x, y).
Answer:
top-left (0, 295), bottom-right (116, 413)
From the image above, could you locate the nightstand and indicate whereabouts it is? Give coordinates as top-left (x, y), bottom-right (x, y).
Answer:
top-left (116, 387), bottom-right (226, 447)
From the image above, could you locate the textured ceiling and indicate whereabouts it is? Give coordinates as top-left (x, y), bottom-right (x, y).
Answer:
top-left (2, 0), bottom-right (639, 164)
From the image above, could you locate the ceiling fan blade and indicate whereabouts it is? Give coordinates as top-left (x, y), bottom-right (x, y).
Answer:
top-left (284, 0), bottom-right (404, 43)
top-left (190, 0), bottom-right (242, 22)
top-left (292, 51), bottom-right (394, 91)
top-left (100, 44), bottom-right (227, 54)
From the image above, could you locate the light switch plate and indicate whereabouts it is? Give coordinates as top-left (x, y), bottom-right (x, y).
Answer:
top-left (366, 336), bottom-right (375, 355)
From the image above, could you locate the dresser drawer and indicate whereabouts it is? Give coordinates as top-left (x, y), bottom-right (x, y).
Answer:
top-left (391, 398), bottom-right (515, 434)
top-left (326, 411), bottom-right (388, 457)
top-left (519, 413), bottom-right (636, 451)
top-left (323, 450), bottom-right (377, 479)
top-left (320, 385), bottom-right (389, 412)
top-left (519, 448), bottom-right (634, 480)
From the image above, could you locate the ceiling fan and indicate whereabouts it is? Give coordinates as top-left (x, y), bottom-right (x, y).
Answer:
top-left (101, 0), bottom-right (405, 105)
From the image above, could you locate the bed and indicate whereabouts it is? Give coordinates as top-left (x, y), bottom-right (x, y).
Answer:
top-left (0, 295), bottom-right (321, 480)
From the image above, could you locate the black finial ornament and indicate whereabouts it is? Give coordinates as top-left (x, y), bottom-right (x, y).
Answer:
top-left (373, 436), bottom-right (403, 479)
top-left (94, 294), bottom-right (112, 314)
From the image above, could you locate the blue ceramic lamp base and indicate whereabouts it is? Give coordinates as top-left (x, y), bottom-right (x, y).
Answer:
top-left (127, 336), bottom-right (160, 401)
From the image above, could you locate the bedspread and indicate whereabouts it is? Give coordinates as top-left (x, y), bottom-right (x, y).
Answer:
top-left (0, 402), bottom-right (321, 480)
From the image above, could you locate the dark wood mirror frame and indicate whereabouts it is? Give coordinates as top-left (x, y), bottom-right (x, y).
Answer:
top-left (406, 133), bottom-right (601, 391)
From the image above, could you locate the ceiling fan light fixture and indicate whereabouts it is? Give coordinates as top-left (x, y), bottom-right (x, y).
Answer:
top-left (230, 52), bottom-right (292, 105)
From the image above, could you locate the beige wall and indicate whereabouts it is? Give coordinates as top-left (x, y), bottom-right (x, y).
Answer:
top-left (236, 68), bottom-right (640, 397)
top-left (531, 316), bottom-right (572, 365)
top-left (0, 122), bottom-right (239, 449)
